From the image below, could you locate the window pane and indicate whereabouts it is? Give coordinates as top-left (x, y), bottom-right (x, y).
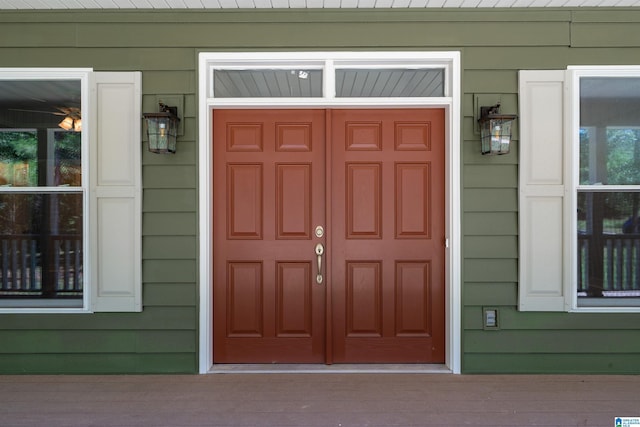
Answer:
top-left (213, 69), bottom-right (323, 98)
top-left (0, 193), bottom-right (83, 300)
top-left (336, 69), bottom-right (444, 97)
top-left (0, 129), bottom-right (81, 187)
top-left (51, 130), bottom-right (82, 186)
top-left (0, 79), bottom-right (82, 187)
top-left (580, 77), bottom-right (640, 185)
top-left (577, 191), bottom-right (640, 305)
top-left (0, 130), bottom-right (38, 186)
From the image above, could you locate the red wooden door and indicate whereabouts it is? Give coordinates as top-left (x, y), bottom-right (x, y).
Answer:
top-left (213, 108), bottom-right (445, 364)
top-left (330, 109), bottom-right (445, 363)
top-left (213, 109), bottom-right (326, 363)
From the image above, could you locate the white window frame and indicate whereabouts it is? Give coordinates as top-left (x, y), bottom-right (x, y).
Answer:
top-left (0, 69), bottom-right (91, 313)
top-left (568, 66), bottom-right (640, 313)
top-left (198, 51), bottom-right (462, 374)
top-left (204, 52), bottom-right (454, 107)
top-left (0, 68), bottom-right (142, 314)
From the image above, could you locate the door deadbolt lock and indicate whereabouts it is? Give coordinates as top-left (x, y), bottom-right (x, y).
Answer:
top-left (314, 225), bottom-right (324, 238)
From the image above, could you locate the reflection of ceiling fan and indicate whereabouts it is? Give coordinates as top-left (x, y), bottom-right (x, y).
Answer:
top-left (8, 106), bottom-right (82, 132)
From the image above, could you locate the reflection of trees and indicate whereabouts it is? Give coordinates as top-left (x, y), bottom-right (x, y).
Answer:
top-left (0, 194), bottom-right (42, 235)
top-left (54, 131), bottom-right (81, 187)
top-left (580, 129), bottom-right (640, 222)
top-left (0, 131), bottom-right (38, 186)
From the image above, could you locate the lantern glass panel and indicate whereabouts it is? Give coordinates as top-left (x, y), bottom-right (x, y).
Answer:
top-left (481, 117), bottom-right (513, 155)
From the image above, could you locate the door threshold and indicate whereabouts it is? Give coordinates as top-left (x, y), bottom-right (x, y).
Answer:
top-left (208, 364), bottom-right (451, 374)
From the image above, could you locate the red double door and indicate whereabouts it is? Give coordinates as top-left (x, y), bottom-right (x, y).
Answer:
top-left (213, 109), bottom-right (445, 364)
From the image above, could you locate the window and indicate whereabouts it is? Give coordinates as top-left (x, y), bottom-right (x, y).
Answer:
top-left (574, 73), bottom-right (640, 308)
top-left (213, 69), bottom-right (323, 97)
top-left (0, 69), bottom-right (142, 312)
top-left (206, 53), bottom-right (452, 106)
top-left (519, 67), bottom-right (640, 312)
top-left (0, 76), bottom-right (86, 308)
top-left (335, 68), bottom-right (444, 97)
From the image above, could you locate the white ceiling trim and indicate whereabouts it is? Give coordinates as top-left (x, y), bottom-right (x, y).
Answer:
top-left (1, 0), bottom-right (639, 8)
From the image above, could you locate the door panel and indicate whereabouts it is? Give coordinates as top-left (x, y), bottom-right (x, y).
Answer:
top-left (330, 109), bottom-right (445, 363)
top-left (213, 108), bottom-right (445, 364)
top-left (213, 109), bottom-right (326, 363)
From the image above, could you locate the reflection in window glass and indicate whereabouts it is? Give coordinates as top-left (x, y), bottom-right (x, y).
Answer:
top-left (580, 127), bottom-right (640, 186)
top-left (51, 130), bottom-right (82, 187)
top-left (0, 130), bottom-right (37, 187)
top-left (336, 69), bottom-right (444, 97)
top-left (0, 130), bottom-right (81, 187)
top-left (214, 69), bottom-right (323, 98)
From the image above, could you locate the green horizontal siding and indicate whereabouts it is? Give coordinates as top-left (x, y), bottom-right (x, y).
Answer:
top-left (143, 236), bottom-right (197, 259)
top-left (0, 7), bottom-right (639, 374)
top-left (572, 23), bottom-right (640, 47)
top-left (0, 353), bottom-right (195, 374)
top-left (143, 189), bottom-right (197, 213)
top-left (464, 259), bottom-right (518, 283)
top-left (465, 306), bottom-right (640, 330)
top-left (464, 283), bottom-right (518, 307)
top-left (465, 330), bottom-right (640, 353)
top-left (143, 166), bottom-right (198, 189)
top-left (464, 189), bottom-right (518, 212)
top-left (143, 283), bottom-right (197, 307)
top-left (463, 236), bottom-right (518, 259)
top-left (143, 260), bottom-right (197, 283)
top-left (142, 213), bottom-right (197, 236)
top-left (464, 212), bottom-right (518, 236)
top-left (0, 307), bottom-right (196, 331)
top-left (0, 330), bottom-right (195, 354)
top-left (464, 353), bottom-right (640, 374)
top-left (0, 9), bottom-right (574, 24)
top-left (463, 165), bottom-right (518, 188)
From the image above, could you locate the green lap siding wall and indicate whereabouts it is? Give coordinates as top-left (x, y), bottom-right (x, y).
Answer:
top-left (0, 8), bottom-right (639, 374)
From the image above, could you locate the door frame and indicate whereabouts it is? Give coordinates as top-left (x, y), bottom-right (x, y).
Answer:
top-left (197, 51), bottom-right (462, 373)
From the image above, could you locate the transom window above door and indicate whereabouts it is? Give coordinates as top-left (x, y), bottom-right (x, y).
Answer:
top-left (204, 52), bottom-right (454, 106)
top-left (213, 68), bottom-right (445, 99)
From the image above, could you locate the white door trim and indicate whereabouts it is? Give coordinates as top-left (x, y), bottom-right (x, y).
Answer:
top-left (198, 51), bottom-right (461, 373)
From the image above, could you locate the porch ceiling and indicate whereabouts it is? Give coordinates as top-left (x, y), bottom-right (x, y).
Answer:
top-left (1, 0), bottom-right (639, 9)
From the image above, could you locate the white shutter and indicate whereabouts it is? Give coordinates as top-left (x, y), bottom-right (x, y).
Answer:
top-left (90, 72), bottom-right (142, 312)
top-left (518, 70), bottom-right (569, 312)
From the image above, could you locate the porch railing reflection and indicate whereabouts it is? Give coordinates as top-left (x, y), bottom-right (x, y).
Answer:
top-left (0, 234), bottom-right (82, 298)
top-left (578, 233), bottom-right (640, 296)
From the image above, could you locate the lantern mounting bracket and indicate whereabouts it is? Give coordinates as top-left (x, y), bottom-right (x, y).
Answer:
top-left (159, 102), bottom-right (178, 118)
top-left (479, 103), bottom-right (501, 120)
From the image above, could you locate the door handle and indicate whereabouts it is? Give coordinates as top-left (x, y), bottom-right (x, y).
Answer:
top-left (315, 243), bottom-right (324, 284)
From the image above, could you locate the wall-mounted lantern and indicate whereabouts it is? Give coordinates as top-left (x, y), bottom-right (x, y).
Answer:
top-left (143, 103), bottom-right (180, 154)
top-left (478, 103), bottom-right (517, 155)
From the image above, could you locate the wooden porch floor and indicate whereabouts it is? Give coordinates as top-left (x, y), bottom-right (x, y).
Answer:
top-left (1, 373), bottom-right (639, 426)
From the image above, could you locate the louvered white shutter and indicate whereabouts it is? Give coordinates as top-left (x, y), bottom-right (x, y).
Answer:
top-left (90, 72), bottom-right (142, 312)
top-left (518, 70), bottom-right (569, 312)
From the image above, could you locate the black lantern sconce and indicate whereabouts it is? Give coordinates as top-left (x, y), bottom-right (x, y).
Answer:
top-left (143, 103), bottom-right (181, 154)
top-left (478, 103), bottom-right (517, 155)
